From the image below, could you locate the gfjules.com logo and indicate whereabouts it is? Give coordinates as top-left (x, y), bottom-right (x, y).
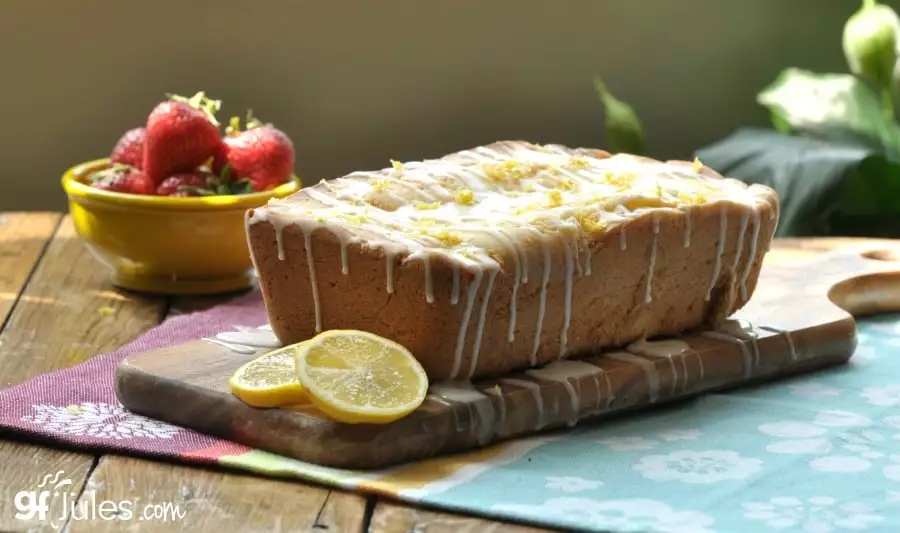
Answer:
top-left (14, 470), bottom-right (185, 528)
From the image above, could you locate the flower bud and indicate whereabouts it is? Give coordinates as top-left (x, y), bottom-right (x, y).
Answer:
top-left (843, 0), bottom-right (900, 90)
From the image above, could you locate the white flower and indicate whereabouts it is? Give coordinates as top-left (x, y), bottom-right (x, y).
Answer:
top-left (852, 345), bottom-right (879, 363)
top-left (884, 454), bottom-right (900, 482)
top-left (789, 382), bottom-right (841, 398)
top-left (757, 412), bottom-right (900, 476)
top-left (633, 450), bottom-right (762, 484)
top-left (493, 497), bottom-right (715, 533)
top-left (861, 385), bottom-right (900, 407)
top-left (21, 402), bottom-right (180, 440)
top-left (544, 476), bottom-right (604, 493)
top-left (814, 410), bottom-right (872, 428)
top-left (595, 436), bottom-right (656, 451)
top-left (742, 496), bottom-right (883, 532)
top-left (657, 429), bottom-right (702, 441)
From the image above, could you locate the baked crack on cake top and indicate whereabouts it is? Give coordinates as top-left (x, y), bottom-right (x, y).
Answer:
top-left (246, 140), bottom-right (779, 381)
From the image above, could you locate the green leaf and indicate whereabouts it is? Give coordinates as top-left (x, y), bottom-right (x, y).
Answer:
top-left (593, 77), bottom-right (645, 155)
top-left (757, 68), bottom-right (900, 158)
top-left (230, 179), bottom-right (255, 195)
top-left (696, 127), bottom-right (900, 237)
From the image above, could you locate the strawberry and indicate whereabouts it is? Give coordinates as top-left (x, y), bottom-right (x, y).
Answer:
top-left (88, 165), bottom-right (155, 195)
top-left (156, 171), bottom-right (213, 197)
top-left (110, 127), bottom-right (145, 168)
top-left (213, 111), bottom-right (295, 191)
top-left (142, 91), bottom-right (222, 186)
top-left (156, 170), bottom-right (253, 197)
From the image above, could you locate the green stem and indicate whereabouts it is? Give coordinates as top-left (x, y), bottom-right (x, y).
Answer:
top-left (882, 87), bottom-right (895, 119)
top-left (864, 0), bottom-right (877, 8)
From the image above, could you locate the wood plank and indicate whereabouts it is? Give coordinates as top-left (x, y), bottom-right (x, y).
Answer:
top-left (370, 501), bottom-right (554, 533)
top-left (0, 441), bottom-right (94, 533)
top-left (0, 217), bottom-right (166, 387)
top-left (69, 455), bottom-right (368, 532)
top-left (0, 215), bottom-right (168, 532)
top-left (0, 212), bottom-right (61, 327)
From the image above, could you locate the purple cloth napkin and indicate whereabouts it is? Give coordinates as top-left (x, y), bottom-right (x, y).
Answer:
top-left (0, 291), bottom-right (268, 461)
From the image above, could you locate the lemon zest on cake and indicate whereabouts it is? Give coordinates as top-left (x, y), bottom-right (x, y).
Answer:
top-left (454, 188), bottom-right (475, 205)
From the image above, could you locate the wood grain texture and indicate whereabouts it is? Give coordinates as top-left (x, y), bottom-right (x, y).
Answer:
top-left (115, 239), bottom-right (900, 469)
top-left (0, 212), bottom-right (60, 327)
top-left (0, 214), bottom-right (167, 533)
top-left (0, 441), bottom-right (93, 533)
top-left (0, 217), bottom-right (166, 388)
top-left (69, 455), bottom-right (368, 532)
top-left (370, 501), bottom-right (554, 533)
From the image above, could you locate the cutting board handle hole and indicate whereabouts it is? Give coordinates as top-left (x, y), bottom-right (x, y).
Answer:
top-left (861, 248), bottom-right (900, 263)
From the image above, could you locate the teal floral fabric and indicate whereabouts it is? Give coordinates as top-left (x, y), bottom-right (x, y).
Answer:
top-left (422, 313), bottom-right (900, 532)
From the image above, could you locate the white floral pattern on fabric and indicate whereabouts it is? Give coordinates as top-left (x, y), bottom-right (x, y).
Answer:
top-left (596, 429), bottom-right (702, 451)
top-left (657, 429), bottom-right (702, 442)
top-left (852, 345), bottom-right (879, 363)
top-left (789, 382), bottom-right (842, 398)
top-left (595, 436), bottom-right (656, 451)
top-left (544, 476), bottom-right (604, 493)
top-left (492, 498), bottom-right (715, 533)
top-left (759, 410), bottom-right (900, 476)
top-left (742, 496), bottom-right (884, 532)
top-left (21, 402), bottom-right (180, 440)
top-left (862, 386), bottom-right (900, 407)
top-left (633, 450), bottom-right (762, 484)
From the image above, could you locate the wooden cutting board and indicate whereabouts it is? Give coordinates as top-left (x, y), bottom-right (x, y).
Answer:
top-left (115, 239), bottom-right (900, 469)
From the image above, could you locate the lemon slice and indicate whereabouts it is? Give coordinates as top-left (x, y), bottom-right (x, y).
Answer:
top-left (229, 346), bottom-right (310, 408)
top-left (294, 330), bottom-right (428, 424)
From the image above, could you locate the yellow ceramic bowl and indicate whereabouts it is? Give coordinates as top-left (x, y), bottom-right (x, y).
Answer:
top-left (62, 158), bottom-right (301, 295)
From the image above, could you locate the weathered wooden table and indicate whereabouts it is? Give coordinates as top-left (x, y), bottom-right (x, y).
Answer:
top-left (0, 212), bottom-right (869, 532)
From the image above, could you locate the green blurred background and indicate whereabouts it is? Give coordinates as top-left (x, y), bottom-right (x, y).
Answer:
top-left (1, 0), bottom-right (894, 211)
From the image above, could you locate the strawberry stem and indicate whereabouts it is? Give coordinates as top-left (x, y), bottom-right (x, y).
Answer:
top-left (166, 91), bottom-right (222, 127)
top-left (225, 116), bottom-right (242, 137)
top-left (246, 109), bottom-right (264, 129)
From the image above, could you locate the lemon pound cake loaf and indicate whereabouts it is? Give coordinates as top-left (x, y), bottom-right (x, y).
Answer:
top-left (246, 141), bottom-right (780, 382)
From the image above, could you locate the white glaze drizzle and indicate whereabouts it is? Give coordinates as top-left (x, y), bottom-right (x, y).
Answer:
top-left (605, 351), bottom-right (661, 403)
top-left (423, 255), bottom-right (434, 303)
top-left (385, 252), bottom-right (396, 294)
top-left (499, 378), bottom-right (545, 430)
top-left (683, 207), bottom-right (692, 248)
top-left (731, 211), bottom-right (749, 275)
top-left (526, 360), bottom-right (608, 426)
top-left (202, 325), bottom-right (282, 354)
top-left (718, 319), bottom-right (762, 369)
top-left (531, 238), bottom-right (552, 366)
top-left (645, 216), bottom-right (660, 305)
top-left (484, 385), bottom-right (508, 437)
top-left (760, 325), bottom-right (799, 360)
top-left (559, 238), bottom-right (575, 358)
top-left (451, 263), bottom-right (461, 305)
top-left (739, 207), bottom-right (762, 301)
top-left (468, 268), bottom-right (499, 378)
top-left (706, 204), bottom-right (728, 301)
top-left (702, 330), bottom-right (753, 379)
top-left (276, 233), bottom-right (285, 260)
top-left (303, 228), bottom-right (323, 332)
top-left (451, 269), bottom-right (483, 379)
top-left (339, 241), bottom-right (349, 275)
top-left (627, 339), bottom-right (693, 394)
top-left (429, 381), bottom-right (495, 446)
